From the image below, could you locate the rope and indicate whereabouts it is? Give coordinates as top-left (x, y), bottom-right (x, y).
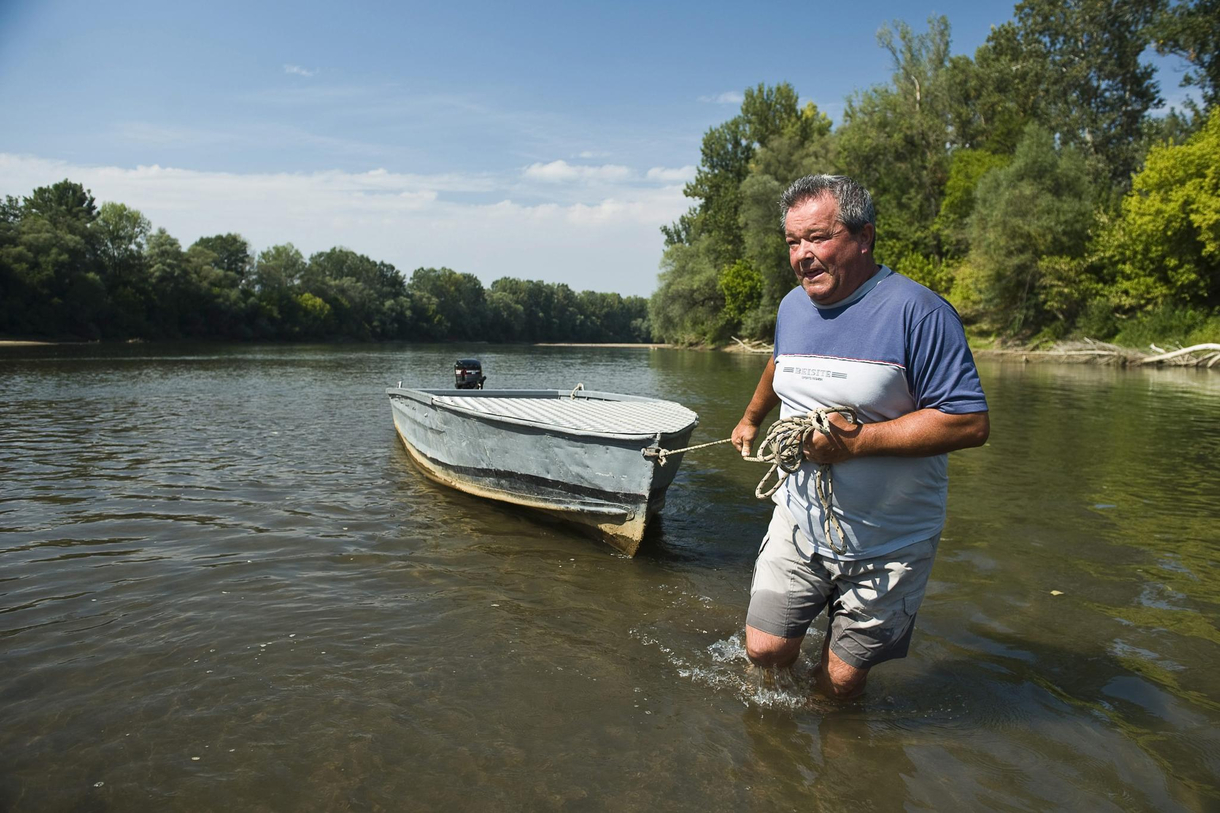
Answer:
top-left (643, 437), bottom-right (735, 465)
top-left (643, 407), bottom-right (857, 554)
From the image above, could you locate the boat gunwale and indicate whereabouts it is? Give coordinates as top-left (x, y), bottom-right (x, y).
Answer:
top-left (386, 387), bottom-right (699, 442)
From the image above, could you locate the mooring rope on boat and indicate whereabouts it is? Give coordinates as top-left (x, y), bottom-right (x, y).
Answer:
top-left (643, 407), bottom-right (857, 554)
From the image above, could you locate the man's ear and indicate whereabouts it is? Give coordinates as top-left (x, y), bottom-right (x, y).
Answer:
top-left (858, 223), bottom-right (875, 254)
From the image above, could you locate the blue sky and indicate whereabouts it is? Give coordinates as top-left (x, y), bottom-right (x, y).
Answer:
top-left (0, 0), bottom-right (1196, 295)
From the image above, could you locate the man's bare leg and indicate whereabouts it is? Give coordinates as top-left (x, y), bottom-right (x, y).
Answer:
top-left (745, 624), bottom-right (802, 668)
top-left (747, 624), bottom-right (868, 698)
top-left (813, 632), bottom-right (869, 699)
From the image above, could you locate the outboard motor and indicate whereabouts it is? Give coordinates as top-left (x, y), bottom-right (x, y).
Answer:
top-left (454, 358), bottom-right (486, 389)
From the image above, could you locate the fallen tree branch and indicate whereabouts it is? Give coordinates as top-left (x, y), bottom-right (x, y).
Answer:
top-left (1137, 343), bottom-right (1220, 365)
top-left (730, 336), bottom-right (773, 354)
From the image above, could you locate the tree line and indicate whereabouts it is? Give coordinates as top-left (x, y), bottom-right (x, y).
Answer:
top-left (0, 185), bottom-right (650, 343)
top-left (650, 0), bottom-right (1220, 349)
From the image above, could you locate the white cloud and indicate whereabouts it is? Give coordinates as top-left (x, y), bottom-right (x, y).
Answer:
top-left (645, 165), bottom-right (696, 183)
top-left (283, 64), bottom-right (318, 78)
top-left (522, 160), bottom-right (633, 183)
top-left (699, 91), bottom-right (744, 105)
top-left (519, 161), bottom-right (693, 187)
top-left (0, 153), bottom-right (687, 296)
top-left (578, 150), bottom-right (610, 159)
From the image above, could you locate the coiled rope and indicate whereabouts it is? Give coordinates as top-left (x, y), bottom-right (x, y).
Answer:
top-left (643, 407), bottom-right (857, 554)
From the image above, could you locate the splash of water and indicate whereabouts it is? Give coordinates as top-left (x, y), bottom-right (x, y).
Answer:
top-left (651, 629), bottom-right (826, 711)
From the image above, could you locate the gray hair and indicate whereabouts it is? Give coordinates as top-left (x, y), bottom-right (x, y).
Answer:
top-left (779, 174), bottom-right (876, 247)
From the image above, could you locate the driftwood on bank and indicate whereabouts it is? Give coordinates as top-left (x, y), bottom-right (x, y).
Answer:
top-left (976, 339), bottom-right (1220, 368)
top-left (1138, 343), bottom-right (1220, 366)
top-left (727, 336), bottom-right (1220, 369)
top-left (731, 336), bottom-right (774, 354)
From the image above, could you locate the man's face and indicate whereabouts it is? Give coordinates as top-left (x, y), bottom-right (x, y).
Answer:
top-left (785, 194), bottom-right (875, 306)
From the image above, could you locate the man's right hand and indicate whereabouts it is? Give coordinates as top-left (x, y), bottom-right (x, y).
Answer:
top-left (734, 355), bottom-right (780, 459)
top-left (731, 419), bottom-right (760, 458)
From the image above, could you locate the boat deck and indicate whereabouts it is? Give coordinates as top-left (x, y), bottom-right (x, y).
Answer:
top-left (432, 394), bottom-right (697, 435)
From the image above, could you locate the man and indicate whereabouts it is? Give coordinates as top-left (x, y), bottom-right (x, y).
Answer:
top-left (730, 174), bottom-right (989, 699)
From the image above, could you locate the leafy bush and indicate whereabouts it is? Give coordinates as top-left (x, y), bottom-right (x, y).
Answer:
top-left (968, 125), bottom-right (1095, 335)
top-left (1111, 305), bottom-right (1220, 348)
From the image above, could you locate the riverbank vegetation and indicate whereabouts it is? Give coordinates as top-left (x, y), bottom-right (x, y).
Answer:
top-left (0, 186), bottom-right (650, 343)
top-left (4, 1), bottom-right (1215, 351)
top-left (650, 0), bottom-right (1220, 350)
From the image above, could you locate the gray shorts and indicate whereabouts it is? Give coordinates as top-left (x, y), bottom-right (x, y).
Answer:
top-left (746, 503), bottom-right (940, 669)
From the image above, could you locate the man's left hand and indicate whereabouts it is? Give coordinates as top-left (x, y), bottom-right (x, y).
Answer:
top-left (803, 411), bottom-right (860, 465)
top-left (802, 408), bottom-right (990, 463)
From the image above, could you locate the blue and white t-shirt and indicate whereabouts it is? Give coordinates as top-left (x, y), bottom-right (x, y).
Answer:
top-left (772, 265), bottom-right (987, 560)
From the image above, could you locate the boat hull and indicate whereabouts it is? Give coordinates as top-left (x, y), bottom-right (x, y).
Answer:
top-left (387, 388), bottom-right (697, 555)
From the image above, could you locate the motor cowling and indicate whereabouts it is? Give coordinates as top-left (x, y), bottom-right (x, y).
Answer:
top-left (454, 358), bottom-right (486, 389)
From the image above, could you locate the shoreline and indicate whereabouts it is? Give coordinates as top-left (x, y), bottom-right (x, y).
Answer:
top-left (721, 339), bottom-right (1220, 369)
top-left (5, 337), bottom-right (1214, 368)
top-left (971, 343), bottom-right (1220, 368)
top-left (531, 342), bottom-right (672, 349)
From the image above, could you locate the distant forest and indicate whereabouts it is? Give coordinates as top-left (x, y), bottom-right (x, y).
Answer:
top-left (0, 185), bottom-right (650, 343)
top-left (650, 0), bottom-right (1220, 349)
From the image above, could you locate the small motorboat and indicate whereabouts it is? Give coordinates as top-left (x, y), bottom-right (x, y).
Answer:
top-left (386, 380), bottom-right (698, 555)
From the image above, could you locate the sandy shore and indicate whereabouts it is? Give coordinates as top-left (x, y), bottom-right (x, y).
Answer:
top-left (531, 342), bottom-right (673, 349)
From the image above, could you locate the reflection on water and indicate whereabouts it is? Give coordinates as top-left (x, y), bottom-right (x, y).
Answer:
top-left (1, 344), bottom-right (1218, 811)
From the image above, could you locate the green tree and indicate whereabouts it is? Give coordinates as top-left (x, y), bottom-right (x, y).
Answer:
top-left (23, 179), bottom-right (98, 229)
top-left (966, 125), bottom-right (1096, 334)
top-left (3, 180), bottom-right (106, 338)
top-left (1093, 105), bottom-right (1220, 311)
top-left (655, 83), bottom-right (834, 342)
top-left (296, 292), bottom-right (333, 338)
top-left (187, 241), bottom-right (249, 338)
top-left (650, 239), bottom-right (727, 344)
top-left (718, 259), bottom-right (764, 329)
top-left (487, 288), bottom-right (526, 341)
top-left (934, 149), bottom-right (1011, 258)
top-left (0, 196), bottom-right (24, 334)
top-left (838, 17), bottom-right (955, 265)
top-left (95, 202), bottom-right (151, 275)
top-left (251, 244), bottom-right (307, 337)
top-left (407, 267), bottom-right (487, 340)
top-left (253, 243), bottom-right (307, 292)
top-left (192, 233), bottom-right (252, 284)
top-left (945, 24), bottom-right (1040, 154)
top-left (306, 248), bottom-right (410, 340)
top-left (93, 202), bottom-right (153, 336)
top-left (738, 98), bottom-right (835, 323)
top-left (679, 116), bottom-right (754, 266)
top-left (737, 173), bottom-right (788, 312)
top-left (145, 228), bottom-right (194, 337)
top-left (485, 277), bottom-right (579, 342)
top-left (1153, 0), bottom-right (1220, 109)
top-left (1009, 0), bottom-right (1163, 184)
top-left (487, 278), bottom-right (537, 341)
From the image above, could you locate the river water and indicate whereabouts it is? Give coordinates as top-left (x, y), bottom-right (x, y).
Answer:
top-left (1, 343), bottom-right (1218, 812)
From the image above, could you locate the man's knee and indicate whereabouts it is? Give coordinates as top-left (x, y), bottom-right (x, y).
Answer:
top-left (820, 648), bottom-right (868, 699)
top-left (823, 672), bottom-right (867, 699)
top-left (745, 625), bottom-right (802, 668)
